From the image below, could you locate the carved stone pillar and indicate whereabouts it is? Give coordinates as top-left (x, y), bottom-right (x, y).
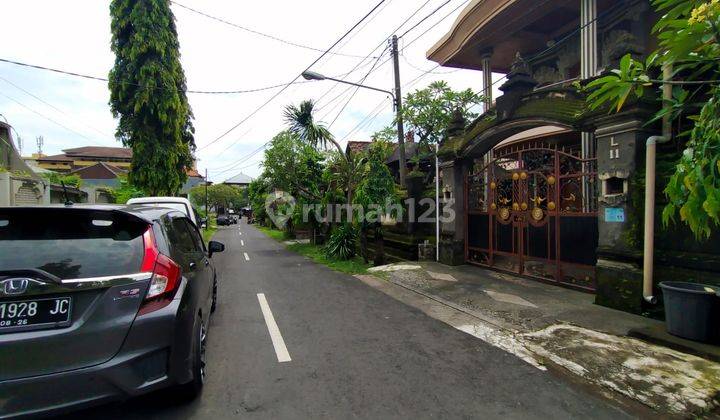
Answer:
top-left (593, 115), bottom-right (655, 313)
top-left (438, 109), bottom-right (469, 265)
top-left (439, 158), bottom-right (471, 265)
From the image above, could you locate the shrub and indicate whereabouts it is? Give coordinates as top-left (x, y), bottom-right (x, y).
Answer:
top-left (324, 223), bottom-right (357, 260)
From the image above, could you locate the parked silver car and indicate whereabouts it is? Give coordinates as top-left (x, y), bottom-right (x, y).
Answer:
top-left (0, 205), bottom-right (225, 417)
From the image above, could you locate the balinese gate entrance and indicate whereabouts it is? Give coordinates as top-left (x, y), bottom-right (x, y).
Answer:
top-left (465, 138), bottom-right (598, 290)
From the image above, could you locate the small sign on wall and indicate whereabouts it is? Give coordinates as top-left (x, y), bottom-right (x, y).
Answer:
top-left (605, 207), bottom-right (625, 222)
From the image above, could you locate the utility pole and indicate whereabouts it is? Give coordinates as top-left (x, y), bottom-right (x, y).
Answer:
top-left (391, 35), bottom-right (407, 187)
top-left (36, 136), bottom-right (44, 156)
top-left (205, 168), bottom-right (209, 231)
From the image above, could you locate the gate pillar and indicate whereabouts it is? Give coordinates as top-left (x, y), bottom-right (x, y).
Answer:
top-left (594, 115), bottom-right (655, 312)
top-left (439, 158), bottom-right (471, 265)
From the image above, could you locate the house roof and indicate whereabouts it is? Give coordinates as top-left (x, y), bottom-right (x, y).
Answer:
top-left (224, 172), bottom-right (253, 184)
top-left (386, 142), bottom-right (421, 164)
top-left (70, 162), bottom-right (127, 179)
top-left (345, 141), bottom-right (371, 155)
top-left (37, 153), bottom-right (74, 162)
top-left (186, 168), bottom-right (203, 178)
top-left (63, 146), bottom-right (133, 159)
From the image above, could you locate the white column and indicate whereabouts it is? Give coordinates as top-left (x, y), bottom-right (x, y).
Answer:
top-left (581, 0), bottom-right (598, 211)
top-left (481, 52), bottom-right (493, 112)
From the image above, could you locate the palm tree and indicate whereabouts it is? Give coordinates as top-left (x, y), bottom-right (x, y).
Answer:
top-left (285, 100), bottom-right (364, 203)
top-left (284, 100), bottom-right (343, 154)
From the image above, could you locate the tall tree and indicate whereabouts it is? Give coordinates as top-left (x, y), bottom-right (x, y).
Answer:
top-left (401, 81), bottom-right (483, 145)
top-left (109, 0), bottom-right (195, 196)
top-left (354, 140), bottom-right (399, 265)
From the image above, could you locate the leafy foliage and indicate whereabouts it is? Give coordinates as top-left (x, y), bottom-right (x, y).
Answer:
top-left (247, 176), bottom-right (271, 224)
top-left (262, 130), bottom-right (324, 201)
top-left (40, 172), bottom-right (82, 188)
top-left (284, 100), bottom-right (339, 152)
top-left (109, 0), bottom-right (195, 195)
top-left (585, 0), bottom-right (720, 238)
top-left (400, 80), bottom-right (483, 145)
top-left (109, 175), bottom-right (144, 204)
top-left (354, 141), bottom-right (399, 219)
top-left (189, 183), bottom-right (244, 211)
top-left (324, 223), bottom-right (357, 260)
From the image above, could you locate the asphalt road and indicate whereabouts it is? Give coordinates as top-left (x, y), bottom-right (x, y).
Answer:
top-left (71, 222), bottom-right (631, 419)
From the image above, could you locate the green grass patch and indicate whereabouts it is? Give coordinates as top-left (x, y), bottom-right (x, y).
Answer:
top-left (257, 225), bottom-right (285, 241)
top-left (257, 226), bottom-right (371, 275)
top-left (202, 220), bottom-right (217, 244)
top-left (286, 243), bottom-right (370, 275)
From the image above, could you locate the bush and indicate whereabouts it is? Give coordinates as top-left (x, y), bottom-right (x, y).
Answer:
top-left (324, 223), bottom-right (357, 260)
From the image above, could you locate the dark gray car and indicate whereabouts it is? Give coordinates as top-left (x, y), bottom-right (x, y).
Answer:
top-left (0, 205), bottom-right (225, 418)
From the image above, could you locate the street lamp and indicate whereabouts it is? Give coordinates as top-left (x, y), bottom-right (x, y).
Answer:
top-left (302, 71), bottom-right (395, 104)
top-left (302, 69), bottom-right (407, 187)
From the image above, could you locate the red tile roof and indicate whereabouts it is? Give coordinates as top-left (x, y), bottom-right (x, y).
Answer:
top-left (345, 141), bottom-right (371, 154)
top-left (62, 146), bottom-right (132, 159)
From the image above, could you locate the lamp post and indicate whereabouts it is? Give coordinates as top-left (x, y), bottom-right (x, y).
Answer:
top-left (301, 70), bottom-right (406, 185)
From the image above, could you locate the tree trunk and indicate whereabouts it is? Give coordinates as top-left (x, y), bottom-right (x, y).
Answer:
top-left (373, 225), bottom-right (385, 266)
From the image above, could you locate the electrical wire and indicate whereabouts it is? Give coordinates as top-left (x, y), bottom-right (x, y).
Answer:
top-left (0, 92), bottom-right (109, 146)
top-left (198, 0), bottom-right (389, 153)
top-left (327, 47), bottom-right (391, 128)
top-left (0, 76), bottom-right (115, 140)
top-left (171, 1), bottom-right (374, 59)
top-left (0, 57), bottom-right (319, 95)
top-left (398, 0), bottom-right (454, 39)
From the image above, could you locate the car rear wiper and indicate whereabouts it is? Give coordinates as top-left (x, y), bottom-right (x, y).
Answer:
top-left (0, 269), bottom-right (62, 284)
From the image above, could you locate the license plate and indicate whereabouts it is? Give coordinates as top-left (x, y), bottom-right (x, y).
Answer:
top-left (0, 297), bottom-right (72, 332)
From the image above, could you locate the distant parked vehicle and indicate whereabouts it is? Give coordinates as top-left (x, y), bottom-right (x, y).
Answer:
top-left (216, 214), bottom-right (231, 226)
top-left (0, 205), bottom-right (225, 417)
top-left (127, 197), bottom-right (205, 227)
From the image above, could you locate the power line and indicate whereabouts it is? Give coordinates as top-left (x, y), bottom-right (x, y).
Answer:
top-left (0, 57), bottom-right (319, 95)
top-left (171, 1), bottom-right (374, 59)
top-left (401, 53), bottom-right (459, 75)
top-left (398, 0), bottom-right (453, 39)
top-left (205, 0), bottom-right (446, 168)
top-left (0, 92), bottom-right (109, 146)
top-left (0, 76), bottom-right (115, 140)
top-left (199, 0), bottom-right (389, 153)
top-left (328, 46), bottom-right (390, 128)
top-left (401, 0), bottom-right (472, 51)
top-left (310, 0), bottom-right (434, 112)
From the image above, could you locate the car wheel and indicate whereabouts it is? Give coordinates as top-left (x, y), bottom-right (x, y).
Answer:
top-left (179, 316), bottom-right (206, 399)
top-left (211, 278), bottom-right (218, 314)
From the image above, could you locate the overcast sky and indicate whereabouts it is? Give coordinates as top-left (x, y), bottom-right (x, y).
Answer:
top-left (0, 0), bottom-right (498, 182)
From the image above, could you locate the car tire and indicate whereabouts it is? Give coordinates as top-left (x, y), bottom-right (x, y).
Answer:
top-left (211, 278), bottom-right (218, 314)
top-left (179, 315), bottom-right (206, 400)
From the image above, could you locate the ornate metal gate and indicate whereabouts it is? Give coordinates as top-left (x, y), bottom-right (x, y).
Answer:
top-left (465, 139), bottom-right (598, 290)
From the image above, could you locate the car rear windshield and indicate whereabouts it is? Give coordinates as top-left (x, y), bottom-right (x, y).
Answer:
top-left (0, 208), bottom-right (148, 280)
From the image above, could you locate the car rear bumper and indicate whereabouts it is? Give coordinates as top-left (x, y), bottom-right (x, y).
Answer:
top-left (0, 292), bottom-right (193, 418)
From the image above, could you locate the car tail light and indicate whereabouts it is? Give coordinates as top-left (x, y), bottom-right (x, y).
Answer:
top-left (139, 227), bottom-right (182, 315)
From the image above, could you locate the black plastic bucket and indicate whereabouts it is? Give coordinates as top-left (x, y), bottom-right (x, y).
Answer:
top-left (659, 281), bottom-right (720, 343)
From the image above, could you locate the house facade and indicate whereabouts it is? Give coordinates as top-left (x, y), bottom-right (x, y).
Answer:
top-left (426, 0), bottom-right (720, 313)
top-left (0, 122), bottom-right (51, 206)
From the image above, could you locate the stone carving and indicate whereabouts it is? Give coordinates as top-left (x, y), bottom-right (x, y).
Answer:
top-left (601, 30), bottom-right (643, 69)
top-left (444, 108), bottom-right (466, 141)
top-left (556, 36), bottom-right (580, 79)
top-left (509, 52), bottom-right (531, 76)
top-left (533, 66), bottom-right (562, 86)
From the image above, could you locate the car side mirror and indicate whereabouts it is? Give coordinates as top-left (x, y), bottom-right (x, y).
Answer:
top-left (208, 240), bottom-right (225, 257)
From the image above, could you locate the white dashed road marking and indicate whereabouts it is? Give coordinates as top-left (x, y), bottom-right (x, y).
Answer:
top-left (257, 293), bottom-right (291, 363)
top-left (241, 240), bottom-right (245, 246)
top-left (244, 252), bottom-right (250, 261)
